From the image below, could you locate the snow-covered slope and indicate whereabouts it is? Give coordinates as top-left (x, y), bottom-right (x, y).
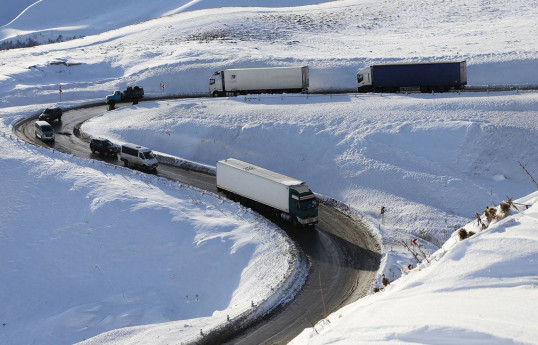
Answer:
top-left (290, 191), bottom-right (538, 344)
top-left (0, 0), bottom-right (333, 44)
top-left (0, 0), bottom-right (34, 26)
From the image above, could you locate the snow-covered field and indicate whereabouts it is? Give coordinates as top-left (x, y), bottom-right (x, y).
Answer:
top-left (1, 0), bottom-right (538, 344)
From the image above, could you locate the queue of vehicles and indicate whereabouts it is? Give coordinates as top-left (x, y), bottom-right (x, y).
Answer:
top-left (33, 115), bottom-right (317, 227)
top-left (37, 59), bottom-right (467, 142)
top-left (207, 61), bottom-right (467, 96)
top-left (33, 59), bottom-right (468, 227)
top-left (98, 59), bottom-right (467, 108)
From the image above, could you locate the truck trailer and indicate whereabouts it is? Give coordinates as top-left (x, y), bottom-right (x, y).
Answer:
top-left (216, 158), bottom-right (318, 227)
top-left (209, 66), bottom-right (309, 97)
top-left (357, 61), bottom-right (467, 93)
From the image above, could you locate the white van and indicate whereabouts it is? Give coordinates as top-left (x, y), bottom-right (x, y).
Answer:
top-left (34, 120), bottom-right (55, 141)
top-left (119, 143), bottom-right (158, 172)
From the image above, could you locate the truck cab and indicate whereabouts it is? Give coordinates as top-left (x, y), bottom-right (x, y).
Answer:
top-left (209, 71), bottom-right (224, 96)
top-left (105, 91), bottom-right (122, 104)
top-left (289, 184), bottom-right (319, 226)
top-left (357, 67), bottom-right (373, 92)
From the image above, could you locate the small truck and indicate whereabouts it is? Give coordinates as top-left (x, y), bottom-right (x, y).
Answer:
top-left (105, 86), bottom-right (144, 110)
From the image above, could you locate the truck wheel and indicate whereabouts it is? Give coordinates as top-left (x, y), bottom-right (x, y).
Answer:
top-left (292, 217), bottom-right (298, 227)
top-left (108, 101), bottom-right (116, 111)
top-left (132, 99), bottom-right (138, 105)
top-left (123, 159), bottom-right (128, 167)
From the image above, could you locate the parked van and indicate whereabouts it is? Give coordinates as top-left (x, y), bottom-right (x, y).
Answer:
top-left (119, 143), bottom-right (158, 172)
top-left (34, 120), bottom-right (55, 141)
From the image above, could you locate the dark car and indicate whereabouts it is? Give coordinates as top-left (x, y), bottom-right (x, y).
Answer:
top-left (38, 107), bottom-right (62, 122)
top-left (90, 138), bottom-right (120, 156)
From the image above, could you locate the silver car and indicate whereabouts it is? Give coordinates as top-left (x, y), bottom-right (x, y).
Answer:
top-left (34, 121), bottom-right (55, 141)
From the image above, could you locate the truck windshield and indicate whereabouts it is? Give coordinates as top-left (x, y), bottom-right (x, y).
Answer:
top-left (298, 198), bottom-right (318, 210)
top-left (357, 74), bottom-right (364, 83)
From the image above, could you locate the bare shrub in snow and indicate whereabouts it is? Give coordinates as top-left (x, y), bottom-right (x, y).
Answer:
top-left (500, 201), bottom-right (511, 214)
top-left (381, 275), bottom-right (390, 287)
top-left (485, 207), bottom-right (497, 223)
top-left (458, 228), bottom-right (475, 241)
top-left (474, 212), bottom-right (483, 227)
top-left (399, 238), bottom-right (430, 264)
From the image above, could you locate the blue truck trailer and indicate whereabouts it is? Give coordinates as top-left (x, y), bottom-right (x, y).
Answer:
top-left (357, 61), bottom-right (467, 93)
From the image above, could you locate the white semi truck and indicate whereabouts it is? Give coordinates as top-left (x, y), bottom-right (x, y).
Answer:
top-left (216, 158), bottom-right (318, 227)
top-left (209, 66), bottom-right (309, 97)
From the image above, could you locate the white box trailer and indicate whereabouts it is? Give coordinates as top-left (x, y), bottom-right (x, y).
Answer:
top-left (216, 158), bottom-right (318, 227)
top-left (209, 66), bottom-right (309, 97)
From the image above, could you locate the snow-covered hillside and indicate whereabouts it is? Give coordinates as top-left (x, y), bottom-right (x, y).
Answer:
top-left (1, 0), bottom-right (537, 344)
top-left (0, 0), bottom-right (333, 45)
top-left (290, 191), bottom-right (538, 344)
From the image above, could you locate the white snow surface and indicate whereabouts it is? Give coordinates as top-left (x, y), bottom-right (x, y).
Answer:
top-left (1, 0), bottom-right (538, 344)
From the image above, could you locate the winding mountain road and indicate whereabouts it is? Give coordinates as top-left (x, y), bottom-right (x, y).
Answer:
top-left (14, 103), bottom-right (381, 345)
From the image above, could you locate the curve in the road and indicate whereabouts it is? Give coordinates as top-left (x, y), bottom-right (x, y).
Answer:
top-left (14, 103), bottom-right (382, 345)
